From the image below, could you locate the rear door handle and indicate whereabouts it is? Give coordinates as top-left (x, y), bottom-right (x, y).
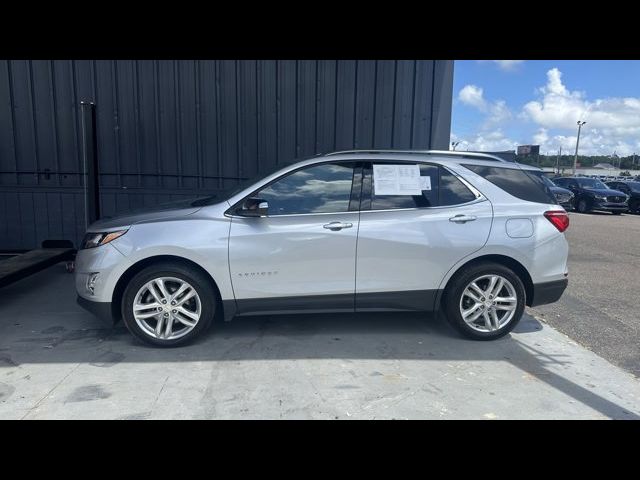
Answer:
top-left (449, 214), bottom-right (477, 224)
top-left (323, 222), bottom-right (353, 231)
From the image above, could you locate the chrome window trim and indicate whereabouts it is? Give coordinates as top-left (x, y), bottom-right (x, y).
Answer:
top-left (224, 159), bottom-right (363, 217)
top-left (361, 162), bottom-right (487, 213)
top-left (226, 210), bottom-right (360, 219)
top-left (359, 197), bottom-right (489, 214)
top-left (226, 197), bottom-right (489, 219)
top-left (225, 159), bottom-right (488, 218)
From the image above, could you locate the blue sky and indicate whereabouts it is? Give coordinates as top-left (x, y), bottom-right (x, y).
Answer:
top-left (451, 60), bottom-right (640, 156)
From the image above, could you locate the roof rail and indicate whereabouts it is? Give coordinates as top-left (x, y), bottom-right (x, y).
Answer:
top-left (324, 149), bottom-right (507, 163)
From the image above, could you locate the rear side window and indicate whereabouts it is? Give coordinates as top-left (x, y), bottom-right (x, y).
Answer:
top-left (364, 163), bottom-right (477, 210)
top-left (439, 168), bottom-right (478, 206)
top-left (368, 164), bottom-right (439, 210)
top-left (463, 165), bottom-right (556, 204)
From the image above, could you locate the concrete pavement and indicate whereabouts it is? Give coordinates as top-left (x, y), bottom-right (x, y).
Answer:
top-left (1, 265), bottom-right (639, 419)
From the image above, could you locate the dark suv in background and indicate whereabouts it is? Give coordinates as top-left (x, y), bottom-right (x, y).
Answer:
top-left (606, 180), bottom-right (640, 214)
top-left (530, 171), bottom-right (574, 209)
top-left (553, 176), bottom-right (628, 214)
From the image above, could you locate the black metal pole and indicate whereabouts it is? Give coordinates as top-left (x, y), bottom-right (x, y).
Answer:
top-left (80, 101), bottom-right (100, 227)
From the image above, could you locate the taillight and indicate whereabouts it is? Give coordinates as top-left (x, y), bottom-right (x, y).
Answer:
top-left (544, 210), bottom-right (570, 232)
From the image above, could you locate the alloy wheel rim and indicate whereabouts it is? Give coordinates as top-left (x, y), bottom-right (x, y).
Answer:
top-left (133, 277), bottom-right (201, 340)
top-left (459, 274), bottom-right (518, 333)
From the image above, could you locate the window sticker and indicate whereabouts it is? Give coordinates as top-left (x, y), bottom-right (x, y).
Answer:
top-left (419, 176), bottom-right (432, 191)
top-left (373, 164), bottom-right (421, 195)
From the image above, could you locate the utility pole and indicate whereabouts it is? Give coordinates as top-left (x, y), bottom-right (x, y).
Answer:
top-left (556, 146), bottom-right (562, 174)
top-left (573, 120), bottom-right (586, 175)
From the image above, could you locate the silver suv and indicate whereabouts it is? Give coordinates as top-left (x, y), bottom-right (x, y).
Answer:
top-left (75, 150), bottom-right (569, 347)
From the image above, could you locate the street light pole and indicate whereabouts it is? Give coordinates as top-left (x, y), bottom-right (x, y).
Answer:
top-left (451, 141), bottom-right (461, 151)
top-left (573, 120), bottom-right (586, 175)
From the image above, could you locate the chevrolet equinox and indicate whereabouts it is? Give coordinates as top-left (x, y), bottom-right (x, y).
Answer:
top-left (76, 150), bottom-right (569, 347)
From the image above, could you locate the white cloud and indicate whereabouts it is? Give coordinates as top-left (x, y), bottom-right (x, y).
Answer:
top-left (455, 66), bottom-right (640, 156)
top-left (458, 84), bottom-right (512, 128)
top-left (450, 130), bottom-right (518, 152)
top-left (533, 128), bottom-right (549, 146)
top-left (459, 84), bottom-right (487, 110)
top-left (478, 60), bottom-right (524, 72)
top-left (522, 67), bottom-right (640, 155)
top-left (493, 60), bottom-right (524, 71)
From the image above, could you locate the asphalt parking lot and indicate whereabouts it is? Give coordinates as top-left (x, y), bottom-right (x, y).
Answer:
top-left (1, 236), bottom-right (640, 418)
top-left (528, 211), bottom-right (640, 378)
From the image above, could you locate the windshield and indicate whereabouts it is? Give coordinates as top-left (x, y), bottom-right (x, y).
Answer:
top-left (529, 170), bottom-right (559, 188)
top-left (189, 161), bottom-right (296, 207)
top-left (576, 178), bottom-right (608, 189)
top-left (539, 175), bottom-right (557, 188)
top-left (625, 181), bottom-right (640, 193)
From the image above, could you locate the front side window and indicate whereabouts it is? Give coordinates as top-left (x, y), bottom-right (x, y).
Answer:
top-left (253, 162), bottom-right (356, 215)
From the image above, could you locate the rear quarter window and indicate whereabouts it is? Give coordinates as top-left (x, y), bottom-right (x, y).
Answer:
top-left (463, 165), bottom-right (557, 205)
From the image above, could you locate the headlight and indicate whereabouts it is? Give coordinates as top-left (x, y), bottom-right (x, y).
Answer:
top-left (81, 230), bottom-right (127, 249)
top-left (594, 195), bottom-right (607, 201)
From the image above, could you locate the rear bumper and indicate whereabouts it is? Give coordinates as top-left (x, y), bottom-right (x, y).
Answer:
top-left (529, 279), bottom-right (568, 307)
top-left (77, 295), bottom-right (116, 324)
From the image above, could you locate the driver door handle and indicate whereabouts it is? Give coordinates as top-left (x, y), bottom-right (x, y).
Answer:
top-left (323, 221), bottom-right (353, 231)
top-left (449, 214), bottom-right (477, 224)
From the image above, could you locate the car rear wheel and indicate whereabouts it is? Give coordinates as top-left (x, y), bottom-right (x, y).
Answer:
top-left (443, 262), bottom-right (526, 341)
top-left (576, 198), bottom-right (591, 213)
top-left (122, 262), bottom-right (215, 347)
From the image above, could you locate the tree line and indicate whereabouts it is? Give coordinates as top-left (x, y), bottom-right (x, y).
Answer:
top-left (517, 154), bottom-right (640, 170)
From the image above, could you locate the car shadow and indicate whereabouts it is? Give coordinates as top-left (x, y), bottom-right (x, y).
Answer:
top-left (0, 266), bottom-right (638, 419)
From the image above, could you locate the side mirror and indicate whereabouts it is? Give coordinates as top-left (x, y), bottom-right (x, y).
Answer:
top-left (239, 197), bottom-right (269, 217)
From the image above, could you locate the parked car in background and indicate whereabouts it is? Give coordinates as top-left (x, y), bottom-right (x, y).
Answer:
top-left (606, 180), bottom-right (640, 214)
top-left (553, 176), bottom-right (628, 214)
top-left (74, 150), bottom-right (569, 347)
top-left (530, 171), bottom-right (574, 209)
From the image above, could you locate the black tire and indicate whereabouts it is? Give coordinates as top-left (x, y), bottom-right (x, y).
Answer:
top-left (121, 262), bottom-right (216, 347)
top-left (611, 211), bottom-right (623, 215)
top-left (576, 198), bottom-right (590, 213)
top-left (630, 200), bottom-right (640, 214)
top-left (443, 262), bottom-right (526, 341)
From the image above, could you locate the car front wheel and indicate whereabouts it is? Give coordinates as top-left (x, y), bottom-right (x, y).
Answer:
top-left (443, 263), bottom-right (526, 340)
top-left (576, 198), bottom-right (590, 213)
top-left (121, 262), bottom-right (216, 347)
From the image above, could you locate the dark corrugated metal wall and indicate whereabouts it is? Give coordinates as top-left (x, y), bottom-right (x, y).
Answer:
top-left (0, 60), bottom-right (453, 250)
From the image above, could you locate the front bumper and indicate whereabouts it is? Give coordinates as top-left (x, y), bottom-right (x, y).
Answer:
top-left (529, 279), bottom-right (568, 307)
top-left (592, 201), bottom-right (628, 212)
top-left (75, 243), bottom-right (129, 303)
top-left (77, 295), bottom-right (116, 324)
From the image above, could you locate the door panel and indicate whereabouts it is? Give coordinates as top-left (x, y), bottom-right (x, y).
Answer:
top-left (227, 160), bottom-right (362, 313)
top-left (229, 213), bottom-right (359, 311)
top-left (355, 202), bottom-right (493, 308)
